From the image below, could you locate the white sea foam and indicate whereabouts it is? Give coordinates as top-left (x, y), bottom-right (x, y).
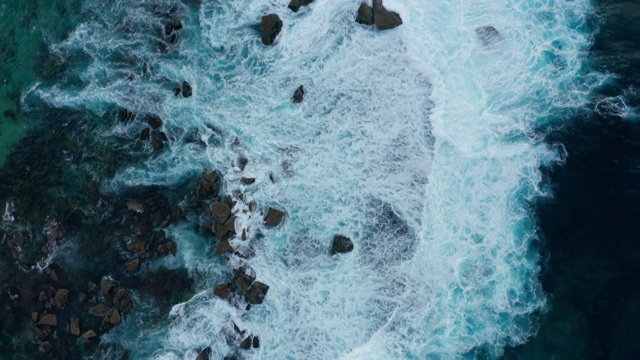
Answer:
top-left (37, 0), bottom-right (602, 358)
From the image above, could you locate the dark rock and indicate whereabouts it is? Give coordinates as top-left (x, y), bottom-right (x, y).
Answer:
top-left (212, 202), bottom-right (231, 223)
top-left (261, 14), bottom-right (283, 46)
top-left (40, 341), bottom-right (53, 353)
top-left (291, 85), bottom-right (305, 104)
top-left (169, 33), bottom-right (177, 44)
top-left (113, 288), bottom-right (133, 314)
top-left (147, 115), bottom-right (163, 129)
top-left (264, 207), bottom-right (285, 227)
top-left (197, 171), bottom-right (219, 199)
top-left (196, 347), bottom-right (212, 360)
top-left (119, 108), bottom-right (135, 122)
top-left (239, 336), bottom-right (252, 349)
top-left (101, 278), bottom-right (117, 296)
top-left (355, 3), bottom-right (374, 25)
top-left (140, 127), bottom-right (151, 141)
top-left (475, 26), bottom-right (501, 46)
top-left (54, 289), bottom-right (69, 309)
top-left (165, 22), bottom-right (174, 36)
top-left (253, 336), bottom-right (260, 348)
top-left (173, 19), bottom-right (183, 31)
top-left (331, 235), bottom-right (354, 254)
top-left (77, 292), bottom-right (86, 302)
top-left (215, 238), bottom-right (234, 254)
top-left (233, 266), bottom-right (256, 293)
top-left (237, 156), bottom-right (248, 171)
top-left (241, 177), bottom-right (256, 185)
top-left (373, 0), bottom-right (403, 30)
top-left (181, 81), bottom-right (192, 97)
top-left (151, 130), bottom-right (166, 150)
top-left (223, 216), bottom-right (237, 234)
top-left (124, 258), bottom-right (141, 272)
top-left (245, 281), bottom-right (269, 304)
top-left (159, 41), bottom-right (167, 53)
top-left (288, 0), bottom-right (314, 13)
top-left (213, 283), bottom-right (235, 299)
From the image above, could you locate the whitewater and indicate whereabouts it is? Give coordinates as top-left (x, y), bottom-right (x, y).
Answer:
top-left (33, 0), bottom-right (603, 358)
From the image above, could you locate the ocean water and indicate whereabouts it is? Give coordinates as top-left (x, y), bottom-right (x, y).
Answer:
top-left (1, 0), bottom-right (632, 359)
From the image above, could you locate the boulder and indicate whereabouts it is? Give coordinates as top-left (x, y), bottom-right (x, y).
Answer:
top-left (223, 216), bottom-right (237, 234)
top-left (213, 283), bottom-right (235, 299)
top-left (475, 26), bottom-right (500, 46)
top-left (54, 289), bottom-right (69, 309)
top-left (109, 309), bottom-right (122, 325)
top-left (197, 347), bottom-right (212, 360)
top-left (237, 156), bottom-right (248, 171)
top-left (291, 85), bottom-right (305, 104)
top-left (174, 19), bottom-right (183, 31)
top-left (233, 266), bottom-right (256, 293)
top-left (288, 0), bottom-right (314, 13)
top-left (78, 292), bottom-right (87, 302)
top-left (253, 336), bottom-right (260, 348)
top-left (197, 171), bottom-right (219, 199)
top-left (261, 14), bottom-right (283, 45)
top-left (181, 81), bottom-right (192, 97)
top-left (147, 115), bottom-right (163, 129)
top-left (165, 22), bottom-right (174, 36)
top-left (355, 3), bottom-right (374, 25)
top-left (124, 258), bottom-right (141, 272)
top-left (245, 281), bottom-right (269, 304)
top-left (264, 207), bottom-right (285, 227)
top-left (70, 317), bottom-right (80, 336)
top-left (82, 330), bottom-right (97, 339)
top-left (373, 0), bottom-right (402, 30)
top-left (119, 108), bottom-right (135, 122)
top-left (100, 278), bottom-right (117, 296)
top-left (113, 288), bottom-right (133, 314)
top-left (140, 127), bottom-right (151, 141)
top-left (331, 235), bottom-right (354, 254)
top-left (37, 314), bottom-right (57, 326)
top-left (89, 303), bottom-right (111, 317)
top-left (239, 336), bottom-right (252, 349)
top-left (215, 238), bottom-right (234, 254)
top-left (241, 177), bottom-right (256, 185)
top-left (40, 341), bottom-right (53, 353)
top-left (212, 202), bottom-right (231, 223)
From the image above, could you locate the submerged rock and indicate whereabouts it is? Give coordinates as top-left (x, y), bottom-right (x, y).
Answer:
top-left (373, 0), bottom-right (402, 30)
top-left (475, 25), bottom-right (501, 46)
top-left (288, 0), bottom-right (314, 13)
top-left (70, 317), bottom-right (80, 336)
top-left (355, 3), bottom-right (374, 25)
top-left (261, 14), bottom-right (283, 45)
top-left (291, 85), bottom-right (305, 104)
top-left (113, 288), bottom-right (133, 314)
top-left (246, 281), bottom-right (269, 304)
top-left (264, 207), bottom-right (285, 227)
top-left (331, 235), bottom-right (354, 254)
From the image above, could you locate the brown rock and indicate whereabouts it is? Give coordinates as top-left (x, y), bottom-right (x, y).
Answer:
top-left (109, 309), bottom-right (122, 325)
top-left (40, 341), bottom-right (53, 353)
top-left (264, 207), bottom-right (285, 227)
top-left (124, 258), bottom-right (141, 272)
top-left (355, 3), bottom-right (374, 25)
top-left (213, 283), bottom-right (235, 300)
top-left (113, 288), bottom-right (133, 313)
top-left (34, 326), bottom-right (49, 341)
top-left (197, 171), bottom-right (219, 199)
top-left (125, 236), bottom-right (147, 255)
top-left (245, 281), bottom-right (269, 304)
top-left (89, 303), bottom-right (111, 317)
top-left (212, 202), bottom-right (231, 223)
top-left (77, 292), bottom-right (87, 302)
top-left (223, 216), bottom-right (237, 234)
top-left (215, 238), bottom-right (234, 254)
top-left (82, 330), bottom-right (97, 339)
top-left (31, 312), bottom-right (38, 322)
top-left (241, 177), bottom-right (256, 185)
top-left (70, 317), bottom-right (80, 336)
top-left (54, 289), bottom-right (69, 309)
top-left (100, 278), bottom-right (117, 296)
top-left (239, 336), bottom-right (252, 349)
top-left (372, 0), bottom-right (403, 30)
top-left (37, 314), bottom-right (58, 326)
top-left (261, 14), bottom-right (282, 46)
top-left (50, 269), bottom-right (58, 282)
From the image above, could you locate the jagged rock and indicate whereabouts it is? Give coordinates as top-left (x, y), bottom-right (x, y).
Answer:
top-left (89, 303), bottom-right (111, 317)
top-left (245, 281), bottom-right (269, 304)
top-left (253, 336), bottom-right (260, 348)
top-left (109, 309), bottom-right (121, 325)
top-left (197, 347), bottom-right (212, 360)
top-left (475, 25), bottom-right (501, 46)
top-left (331, 235), bottom-right (354, 254)
top-left (197, 171), bottom-right (219, 199)
top-left (147, 115), bottom-right (163, 129)
top-left (355, 3), bottom-right (374, 25)
top-left (140, 127), bottom-right (151, 140)
top-left (213, 283), bottom-right (235, 299)
top-left (215, 238), bottom-right (234, 254)
top-left (54, 289), bottom-right (69, 309)
top-left (288, 0), bottom-right (314, 12)
top-left (124, 258), bottom-right (141, 272)
top-left (261, 14), bottom-right (282, 46)
top-left (264, 207), bottom-right (285, 227)
top-left (233, 266), bottom-right (256, 293)
top-left (373, 0), bottom-right (402, 30)
top-left (241, 177), bottom-right (256, 185)
top-left (70, 317), bottom-right (80, 336)
top-left (239, 336), bottom-right (252, 349)
top-left (82, 330), bottom-right (97, 339)
top-left (214, 223), bottom-right (231, 240)
top-left (223, 216), bottom-right (237, 234)
top-left (212, 202), bottom-right (231, 223)
top-left (37, 314), bottom-right (57, 326)
top-left (101, 278), bottom-right (117, 296)
top-left (113, 288), bottom-right (133, 314)
top-left (291, 85), bottom-right (305, 104)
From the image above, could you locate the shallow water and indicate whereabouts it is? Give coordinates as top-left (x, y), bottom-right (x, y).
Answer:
top-left (2, 0), bottom-right (636, 359)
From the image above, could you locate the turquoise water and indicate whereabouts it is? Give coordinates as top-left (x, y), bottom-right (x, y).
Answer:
top-left (0, 0), bottom-right (620, 359)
